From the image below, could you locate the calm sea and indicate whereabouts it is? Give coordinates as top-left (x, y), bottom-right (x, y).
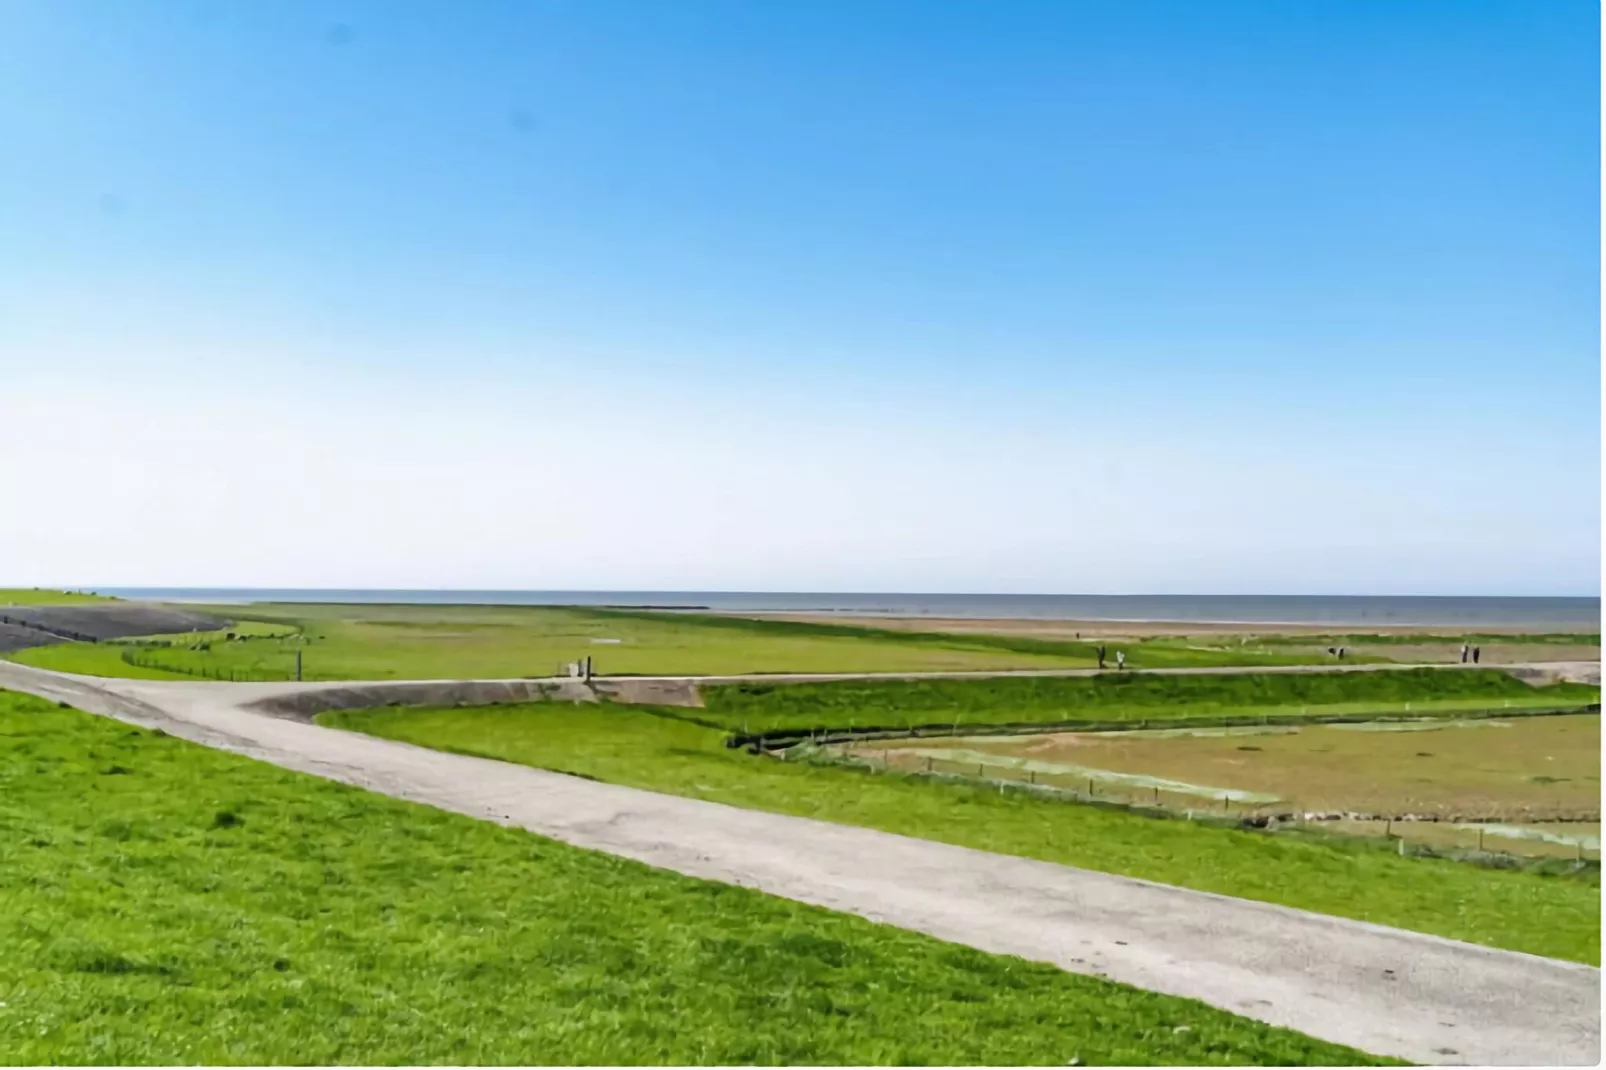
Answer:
top-left (93, 589), bottom-right (1601, 629)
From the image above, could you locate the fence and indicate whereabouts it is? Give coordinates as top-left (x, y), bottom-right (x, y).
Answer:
top-left (793, 746), bottom-right (1600, 865)
top-left (119, 646), bottom-right (302, 682)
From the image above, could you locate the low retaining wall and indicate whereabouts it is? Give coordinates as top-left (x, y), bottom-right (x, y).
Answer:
top-left (247, 679), bottom-right (595, 720)
top-left (244, 676), bottom-right (702, 721)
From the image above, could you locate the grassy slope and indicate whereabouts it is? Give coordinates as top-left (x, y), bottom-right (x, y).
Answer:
top-left (6, 644), bottom-right (196, 680)
top-left (593, 609), bottom-right (1322, 669)
top-left (0, 692), bottom-right (1376, 1066)
top-left (6, 604), bottom-right (1357, 681)
top-left (323, 700), bottom-right (1600, 965)
top-left (0, 588), bottom-right (117, 606)
top-left (700, 669), bottom-right (1601, 734)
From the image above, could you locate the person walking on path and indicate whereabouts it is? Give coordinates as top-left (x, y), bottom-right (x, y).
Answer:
top-left (1116, 650), bottom-right (1126, 671)
top-left (1097, 645), bottom-right (1107, 670)
top-left (1460, 644), bottom-right (1469, 664)
top-left (1472, 646), bottom-right (1481, 665)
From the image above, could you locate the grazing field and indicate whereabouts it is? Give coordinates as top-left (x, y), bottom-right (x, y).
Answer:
top-left (702, 669), bottom-right (1601, 736)
top-left (0, 588), bottom-right (118, 606)
top-left (0, 691), bottom-right (1375, 1066)
top-left (842, 715), bottom-right (1600, 856)
top-left (322, 697), bottom-right (1600, 963)
top-left (6, 619), bottom-right (300, 681)
top-left (7, 603), bottom-right (1348, 682)
top-left (946, 714), bottom-right (1600, 817)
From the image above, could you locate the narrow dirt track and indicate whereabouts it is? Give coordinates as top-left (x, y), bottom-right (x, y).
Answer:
top-left (0, 662), bottom-right (1597, 1066)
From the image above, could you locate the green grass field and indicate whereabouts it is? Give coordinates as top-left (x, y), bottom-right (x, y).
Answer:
top-left (322, 697), bottom-right (1600, 964)
top-left (700, 669), bottom-right (1601, 735)
top-left (9, 603), bottom-right (1346, 682)
top-left (879, 714), bottom-right (1601, 822)
top-left (0, 588), bottom-right (117, 606)
top-left (5, 618), bottom-right (302, 681)
top-left (0, 691), bottom-right (1377, 1066)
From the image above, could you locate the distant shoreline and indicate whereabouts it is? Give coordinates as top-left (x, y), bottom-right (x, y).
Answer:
top-left (82, 588), bottom-right (1601, 631)
top-left (722, 612), bottom-right (1598, 637)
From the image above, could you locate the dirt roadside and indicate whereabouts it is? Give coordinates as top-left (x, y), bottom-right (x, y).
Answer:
top-left (0, 661), bottom-right (1596, 1065)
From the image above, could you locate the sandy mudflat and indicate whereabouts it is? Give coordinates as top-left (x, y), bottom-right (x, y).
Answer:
top-left (730, 612), bottom-right (1593, 639)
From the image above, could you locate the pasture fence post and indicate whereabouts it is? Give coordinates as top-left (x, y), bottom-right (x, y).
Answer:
top-left (1398, 836), bottom-right (1406, 856)
top-left (1477, 827), bottom-right (1485, 852)
top-left (1153, 786), bottom-right (1160, 805)
top-left (1087, 777), bottom-right (1095, 798)
top-left (925, 755), bottom-right (933, 774)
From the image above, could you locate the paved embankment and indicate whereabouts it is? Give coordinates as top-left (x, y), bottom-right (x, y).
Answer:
top-left (0, 662), bottom-right (1597, 1066)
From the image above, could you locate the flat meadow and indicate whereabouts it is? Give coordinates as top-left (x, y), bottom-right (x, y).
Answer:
top-left (9, 603), bottom-right (1335, 681)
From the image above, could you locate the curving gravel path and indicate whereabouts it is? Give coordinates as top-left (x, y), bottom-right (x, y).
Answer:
top-left (0, 661), bottom-right (1597, 1066)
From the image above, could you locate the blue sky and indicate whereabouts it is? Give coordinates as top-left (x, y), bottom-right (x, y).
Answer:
top-left (1, 1), bottom-right (1599, 594)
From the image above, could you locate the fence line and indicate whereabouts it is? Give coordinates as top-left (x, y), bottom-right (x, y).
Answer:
top-left (802, 748), bottom-right (1599, 865)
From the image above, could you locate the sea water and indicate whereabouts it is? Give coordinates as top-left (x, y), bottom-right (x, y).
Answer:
top-left (92, 589), bottom-right (1600, 629)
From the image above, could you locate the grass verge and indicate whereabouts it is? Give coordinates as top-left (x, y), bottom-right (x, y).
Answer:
top-left (321, 698), bottom-right (1600, 965)
top-left (0, 690), bottom-right (1379, 1066)
top-left (700, 669), bottom-right (1601, 735)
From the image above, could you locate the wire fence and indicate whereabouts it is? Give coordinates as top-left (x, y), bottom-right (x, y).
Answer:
top-left (119, 647), bottom-right (303, 682)
top-left (792, 746), bottom-right (1600, 865)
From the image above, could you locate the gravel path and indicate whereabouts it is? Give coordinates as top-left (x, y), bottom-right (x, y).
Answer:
top-left (0, 661), bottom-right (1597, 1065)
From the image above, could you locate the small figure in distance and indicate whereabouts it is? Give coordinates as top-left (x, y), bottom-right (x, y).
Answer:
top-left (1460, 643), bottom-right (1469, 664)
top-left (1097, 644), bottom-right (1107, 670)
top-left (1327, 646), bottom-right (1336, 658)
top-left (1116, 650), bottom-right (1126, 671)
top-left (1472, 646), bottom-right (1481, 665)
top-left (1337, 646), bottom-right (1345, 660)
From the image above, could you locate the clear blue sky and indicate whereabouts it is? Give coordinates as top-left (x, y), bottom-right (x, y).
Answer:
top-left (1, 1), bottom-right (1599, 594)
